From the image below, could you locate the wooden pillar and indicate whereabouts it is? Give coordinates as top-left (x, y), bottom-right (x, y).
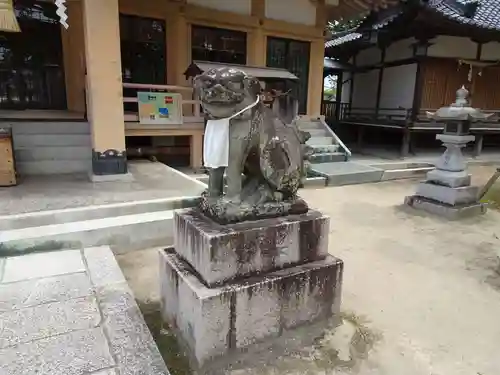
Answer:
top-left (401, 128), bottom-right (411, 158)
top-left (473, 133), bottom-right (484, 157)
top-left (307, 39), bottom-right (325, 116)
top-left (335, 71), bottom-right (343, 121)
top-left (349, 54), bottom-right (357, 113)
top-left (249, 0), bottom-right (266, 66)
top-left (357, 125), bottom-right (364, 150)
top-left (61, 0), bottom-right (86, 114)
top-left (82, 0), bottom-right (127, 177)
top-left (375, 48), bottom-right (386, 117)
top-left (190, 132), bottom-right (204, 170)
top-left (411, 59), bottom-right (424, 121)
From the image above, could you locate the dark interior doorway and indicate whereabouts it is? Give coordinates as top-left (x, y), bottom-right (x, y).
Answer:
top-left (0, 0), bottom-right (67, 110)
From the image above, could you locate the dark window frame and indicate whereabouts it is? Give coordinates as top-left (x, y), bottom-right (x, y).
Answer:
top-left (191, 25), bottom-right (247, 65)
top-left (0, 0), bottom-right (67, 110)
top-left (266, 37), bottom-right (311, 114)
top-left (119, 14), bottom-right (167, 113)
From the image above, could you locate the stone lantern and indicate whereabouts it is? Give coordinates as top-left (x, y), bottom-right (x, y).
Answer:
top-left (404, 86), bottom-right (493, 219)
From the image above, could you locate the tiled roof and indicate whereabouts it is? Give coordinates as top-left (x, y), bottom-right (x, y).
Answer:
top-left (325, 0), bottom-right (500, 49)
top-left (325, 32), bottom-right (362, 48)
top-left (427, 0), bottom-right (500, 30)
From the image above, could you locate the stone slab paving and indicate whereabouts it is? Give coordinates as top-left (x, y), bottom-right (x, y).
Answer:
top-left (0, 247), bottom-right (170, 375)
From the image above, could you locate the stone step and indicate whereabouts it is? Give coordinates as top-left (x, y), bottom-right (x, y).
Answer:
top-left (0, 210), bottom-right (176, 256)
top-left (16, 160), bottom-right (90, 175)
top-left (309, 152), bottom-right (347, 163)
top-left (295, 121), bottom-right (324, 130)
top-left (380, 167), bottom-right (434, 181)
top-left (301, 128), bottom-right (330, 137)
top-left (310, 161), bottom-right (384, 186)
top-left (15, 146), bottom-right (90, 162)
top-left (310, 144), bottom-right (340, 154)
top-left (306, 136), bottom-right (333, 146)
top-left (0, 196), bottom-right (199, 231)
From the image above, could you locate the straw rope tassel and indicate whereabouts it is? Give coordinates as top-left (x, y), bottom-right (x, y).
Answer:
top-left (0, 0), bottom-right (20, 33)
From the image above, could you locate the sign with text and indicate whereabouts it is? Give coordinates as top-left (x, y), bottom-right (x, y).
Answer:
top-left (137, 92), bottom-right (183, 125)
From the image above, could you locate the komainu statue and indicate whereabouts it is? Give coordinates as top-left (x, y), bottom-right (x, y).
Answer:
top-left (194, 67), bottom-right (312, 224)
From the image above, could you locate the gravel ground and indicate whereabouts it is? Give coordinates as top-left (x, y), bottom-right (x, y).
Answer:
top-left (118, 165), bottom-right (500, 375)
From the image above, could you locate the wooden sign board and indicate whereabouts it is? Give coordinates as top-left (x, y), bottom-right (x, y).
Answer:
top-left (0, 129), bottom-right (16, 186)
top-left (137, 92), bottom-right (183, 125)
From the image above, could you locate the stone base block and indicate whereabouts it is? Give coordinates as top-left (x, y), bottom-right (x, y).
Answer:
top-left (425, 169), bottom-right (471, 188)
top-left (159, 248), bottom-right (343, 371)
top-left (405, 195), bottom-right (488, 219)
top-left (416, 182), bottom-right (478, 205)
top-left (174, 209), bottom-right (329, 286)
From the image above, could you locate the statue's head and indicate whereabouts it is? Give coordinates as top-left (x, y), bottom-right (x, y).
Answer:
top-left (194, 67), bottom-right (261, 119)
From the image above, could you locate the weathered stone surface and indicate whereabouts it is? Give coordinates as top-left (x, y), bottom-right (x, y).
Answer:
top-left (91, 369), bottom-right (119, 375)
top-left (1, 249), bottom-right (85, 283)
top-left (405, 195), bottom-right (488, 219)
top-left (425, 169), bottom-right (471, 188)
top-left (174, 208), bottom-right (329, 286)
top-left (84, 246), bottom-right (126, 287)
top-left (159, 248), bottom-right (343, 370)
top-left (416, 182), bottom-right (478, 206)
top-left (0, 272), bottom-right (92, 312)
top-left (0, 327), bottom-right (115, 375)
top-left (97, 282), bottom-right (170, 375)
top-left (0, 296), bottom-right (100, 349)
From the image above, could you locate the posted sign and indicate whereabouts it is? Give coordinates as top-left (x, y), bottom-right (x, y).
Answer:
top-left (137, 92), bottom-right (183, 125)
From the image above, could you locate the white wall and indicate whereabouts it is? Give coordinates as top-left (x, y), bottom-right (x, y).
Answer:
top-left (186, 0), bottom-right (252, 15)
top-left (356, 46), bottom-right (382, 67)
top-left (379, 64), bottom-right (417, 109)
top-left (265, 0), bottom-right (316, 26)
top-left (341, 72), bottom-right (351, 103)
top-left (385, 38), bottom-right (415, 63)
top-left (481, 42), bottom-right (500, 60)
top-left (427, 35), bottom-right (478, 60)
top-left (351, 69), bottom-right (379, 108)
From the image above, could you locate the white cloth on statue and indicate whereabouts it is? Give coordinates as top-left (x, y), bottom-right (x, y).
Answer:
top-left (203, 96), bottom-right (260, 168)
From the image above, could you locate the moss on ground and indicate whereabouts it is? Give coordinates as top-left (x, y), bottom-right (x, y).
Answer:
top-left (481, 187), bottom-right (500, 209)
top-left (137, 302), bottom-right (192, 375)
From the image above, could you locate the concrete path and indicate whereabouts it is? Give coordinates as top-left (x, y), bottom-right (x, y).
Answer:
top-left (0, 161), bottom-right (205, 215)
top-left (0, 247), bottom-right (170, 375)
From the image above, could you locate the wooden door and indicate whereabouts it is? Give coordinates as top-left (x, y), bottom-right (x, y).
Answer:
top-left (472, 66), bottom-right (500, 110)
top-left (420, 58), bottom-right (470, 110)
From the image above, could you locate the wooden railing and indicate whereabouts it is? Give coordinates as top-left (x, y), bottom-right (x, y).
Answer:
top-left (321, 101), bottom-right (350, 123)
top-left (122, 83), bottom-right (203, 125)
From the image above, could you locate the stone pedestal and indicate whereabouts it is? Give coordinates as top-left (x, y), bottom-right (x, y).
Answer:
top-left (405, 134), bottom-right (488, 219)
top-left (160, 208), bottom-right (343, 372)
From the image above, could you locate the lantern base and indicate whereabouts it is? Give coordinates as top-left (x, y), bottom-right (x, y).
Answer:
top-left (404, 195), bottom-right (488, 220)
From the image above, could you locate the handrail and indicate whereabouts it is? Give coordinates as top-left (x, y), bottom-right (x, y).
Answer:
top-left (122, 82), bottom-right (193, 92)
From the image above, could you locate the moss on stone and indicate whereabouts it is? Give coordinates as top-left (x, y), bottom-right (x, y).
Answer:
top-left (137, 302), bottom-right (192, 375)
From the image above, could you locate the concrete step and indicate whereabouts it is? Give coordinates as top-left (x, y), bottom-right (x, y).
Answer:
top-left (310, 161), bottom-right (384, 186)
top-left (301, 128), bottom-right (330, 137)
top-left (7, 121), bottom-right (90, 134)
top-left (380, 167), bottom-right (434, 181)
top-left (13, 134), bottom-right (91, 147)
top-left (295, 121), bottom-right (324, 130)
top-left (306, 137), bottom-right (333, 146)
top-left (309, 152), bottom-right (347, 163)
top-left (0, 196), bottom-right (199, 231)
top-left (0, 210), bottom-right (176, 256)
top-left (15, 146), bottom-right (90, 162)
top-left (16, 160), bottom-right (90, 175)
top-left (310, 144), bottom-right (340, 154)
